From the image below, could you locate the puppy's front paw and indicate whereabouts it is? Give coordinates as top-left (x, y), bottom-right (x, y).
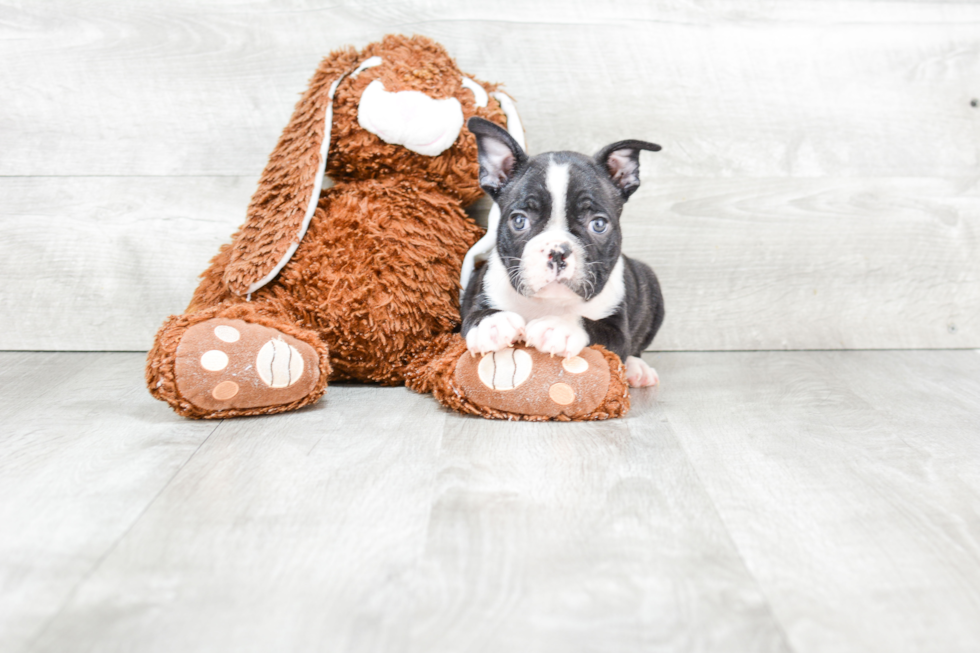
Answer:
top-left (466, 312), bottom-right (526, 355)
top-left (625, 356), bottom-right (659, 388)
top-left (524, 316), bottom-right (589, 358)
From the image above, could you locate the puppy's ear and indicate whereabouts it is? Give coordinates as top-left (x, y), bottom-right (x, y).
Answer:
top-left (468, 116), bottom-right (527, 198)
top-left (595, 140), bottom-right (661, 200)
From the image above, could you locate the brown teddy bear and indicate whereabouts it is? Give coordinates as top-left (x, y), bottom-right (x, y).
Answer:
top-left (146, 34), bottom-right (630, 421)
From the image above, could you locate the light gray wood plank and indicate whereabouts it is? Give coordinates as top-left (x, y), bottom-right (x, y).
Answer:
top-left (2, 176), bottom-right (977, 351)
top-left (27, 382), bottom-right (790, 652)
top-left (0, 352), bottom-right (101, 421)
top-left (0, 1), bottom-right (977, 177)
top-left (355, 413), bottom-right (788, 652)
top-left (3, 1), bottom-right (979, 352)
top-left (826, 349), bottom-right (980, 484)
top-left (651, 350), bottom-right (980, 653)
top-left (633, 176), bottom-right (980, 350)
top-left (5, 350), bottom-right (980, 651)
top-left (0, 176), bottom-right (256, 351)
top-left (0, 352), bottom-right (217, 653)
top-left (28, 384), bottom-right (453, 652)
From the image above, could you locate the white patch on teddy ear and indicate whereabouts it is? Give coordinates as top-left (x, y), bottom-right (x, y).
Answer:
top-left (350, 56), bottom-right (382, 78)
top-left (459, 97), bottom-right (528, 301)
top-left (461, 77), bottom-right (488, 107)
top-left (491, 92), bottom-right (526, 151)
top-left (244, 57), bottom-right (367, 296)
top-left (459, 202), bottom-right (501, 298)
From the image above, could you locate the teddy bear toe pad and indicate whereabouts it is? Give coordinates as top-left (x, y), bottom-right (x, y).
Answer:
top-left (455, 344), bottom-right (611, 419)
top-left (175, 318), bottom-right (319, 412)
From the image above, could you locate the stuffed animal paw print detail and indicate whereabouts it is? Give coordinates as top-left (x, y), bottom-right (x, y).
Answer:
top-left (449, 343), bottom-right (630, 421)
top-left (173, 318), bottom-right (320, 412)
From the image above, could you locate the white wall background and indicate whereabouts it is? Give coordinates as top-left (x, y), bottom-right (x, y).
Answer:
top-left (1, 0), bottom-right (978, 351)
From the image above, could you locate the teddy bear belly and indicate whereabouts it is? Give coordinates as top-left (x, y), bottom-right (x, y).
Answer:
top-left (262, 177), bottom-right (484, 384)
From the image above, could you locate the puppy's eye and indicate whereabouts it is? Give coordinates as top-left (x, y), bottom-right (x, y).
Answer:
top-left (589, 217), bottom-right (609, 234)
top-left (510, 214), bottom-right (529, 232)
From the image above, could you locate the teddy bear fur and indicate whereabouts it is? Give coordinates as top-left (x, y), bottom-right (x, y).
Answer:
top-left (146, 35), bottom-right (510, 416)
top-left (146, 34), bottom-right (631, 421)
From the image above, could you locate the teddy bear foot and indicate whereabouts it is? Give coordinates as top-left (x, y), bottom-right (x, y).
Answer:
top-left (449, 343), bottom-right (631, 421)
top-left (173, 318), bottom-right (321, 413)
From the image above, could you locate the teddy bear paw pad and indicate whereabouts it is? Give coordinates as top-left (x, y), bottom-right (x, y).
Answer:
top-left (174, 318), bottom-right (319, 411)
top-left (454, 344), bottom-right (611, 419)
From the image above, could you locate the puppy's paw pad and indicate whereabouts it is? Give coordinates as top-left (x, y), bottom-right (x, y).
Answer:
top-left (625, 356), bottom-right (659, 388)
top-left (466, 312), bottom-right (526, 355)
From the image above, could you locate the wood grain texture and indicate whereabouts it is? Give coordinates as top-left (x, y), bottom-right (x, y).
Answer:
top-left (631, 177), bottom-right (980, 350)
top-left (18, 356), bottom-right (789, 653)
top-left (0, 176), bottom-right (255, 351)
top-left (0, 352), bottom-right (217, 653)
top-left (4, 350), bottom-right (980, 651)
top-left (1, 1), bottom-right (977, 177)
top-left (653, 350), bottom-right (980, 653)
top-left (2, 176), bottom-right (976, 350)
top-left (2, 1), bottom-right (978, 351)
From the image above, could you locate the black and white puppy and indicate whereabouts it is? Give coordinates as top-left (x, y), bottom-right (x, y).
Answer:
top-left (461, 117), bottom-right (665, 388)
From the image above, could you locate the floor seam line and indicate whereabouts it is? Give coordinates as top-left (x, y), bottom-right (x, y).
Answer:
top-left (24, 419), bottom-right (224, 651)
top-left (656, 412), bottom-right (801, 653)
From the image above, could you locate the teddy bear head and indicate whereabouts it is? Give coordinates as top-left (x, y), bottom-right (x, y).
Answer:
top-left (324, 34), bottom-right (516, 205)
top-left (220, 35), bottom-right (523, 297)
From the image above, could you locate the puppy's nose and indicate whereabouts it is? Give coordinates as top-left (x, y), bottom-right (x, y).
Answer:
top-left (547, 243), bottom-right (572, 272)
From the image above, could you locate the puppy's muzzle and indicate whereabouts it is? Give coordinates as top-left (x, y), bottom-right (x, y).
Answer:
top-left (548, 243), bottom-right (572, 273)
top-left (521, 233), bottom-right (582, 295)
top-left (532, 236), bottom-right (576, 281)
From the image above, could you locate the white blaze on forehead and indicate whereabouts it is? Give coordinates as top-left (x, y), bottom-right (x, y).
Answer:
top-left (545, 159), bottom-right (570, 231)
top-left (513, 159), bottom-right (585, 296)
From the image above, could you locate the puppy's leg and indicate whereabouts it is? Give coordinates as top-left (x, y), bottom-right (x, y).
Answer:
top-left (525, 316), bottom-right (590, 358)
top-left (625, 356), bottom-right (659, 388)
top-left (465, 311), bottom-right (527, 355)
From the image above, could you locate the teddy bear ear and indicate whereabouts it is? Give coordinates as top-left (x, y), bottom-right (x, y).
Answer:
top-left (459, 93), bottom-right (528, 301)
top-left (221, 47), bottom-right (372, 297)
top-left (488, 91), bottom-right (526, 153)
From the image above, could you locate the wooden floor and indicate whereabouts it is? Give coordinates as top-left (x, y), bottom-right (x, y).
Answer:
top-left (1, 350), bottom-right (979, 652)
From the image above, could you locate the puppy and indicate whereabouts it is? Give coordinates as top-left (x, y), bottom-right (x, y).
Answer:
top-left (461, 117), bottom-right (665, 388)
